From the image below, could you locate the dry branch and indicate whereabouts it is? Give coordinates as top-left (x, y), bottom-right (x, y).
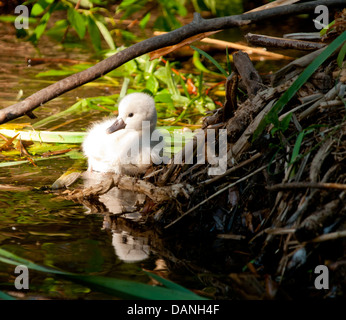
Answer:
top-left (63, 173), bottom-right (193, 203)
top-left (245, 33), bottom-right (326, 51)
top-left (232, 51), bottom-right (265, 97)
top-left (164, 164), bottom-right (268, 229)
top-left (267, 182), bottom-right (346, 191)
top-left (295, 193), bottom-right (345, 241)
top-left (152, 31), bottom-right (292, 60)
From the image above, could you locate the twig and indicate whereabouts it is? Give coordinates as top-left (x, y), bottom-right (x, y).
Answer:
top-left (304, 230), bottom-right (346, 243)
top-left (295, 194), bottom-right (344, 242)
top-left (246, 0), bottom-right (299, 12)
top-left (153, 31), bottom-right (292, 60)
top-left (202, 152), bottom-right (262, 185)
top-left (233, 51), bottom-right (265, 97)
top-left (245, 33), bottom-right (326, 51)
top-left (264, 228), bottom-right (296, 235)
top-left (0, 184), bottom-right (33, 192)
top-left (165, 164), bottom-right (267, 228)
top-left (299, 82), bottom-right (342, 120)
top-left (0, 0), bottom-right (344, 124)
top-left (267, 182), bottom-right (346, 191)
top-left (63, 173), bottom-right (193, 203)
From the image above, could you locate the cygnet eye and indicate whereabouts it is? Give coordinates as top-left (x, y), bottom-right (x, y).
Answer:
top-left (128, 113), bottom-right (134, 117)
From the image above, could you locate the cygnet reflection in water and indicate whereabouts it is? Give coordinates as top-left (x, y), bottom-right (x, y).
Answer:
top-left (82, 92), bottom-right (161, 175)
top-left (112, 229), bottom-right (151, 263)
top-left (82, 171), bottom-right (145, 218)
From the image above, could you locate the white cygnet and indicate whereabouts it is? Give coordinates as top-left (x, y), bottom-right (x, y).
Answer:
top-left (82, 92), bottom-right (158, 175)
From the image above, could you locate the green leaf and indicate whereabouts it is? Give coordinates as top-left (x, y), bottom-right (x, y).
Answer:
top-left (33, 99), bottom-right (90, 128)
top-left (191, 45), bottom-right (228, 77)
top-left (31, 3), bottom-right (45, 16)
top-left (95, 20), bottom-right (115, 50)
top-left (253, 31), bottom-right (346, 141)
top-left (31, 10), bottom-right (51, 42)
top-left (119, 77), bottom-right (131, 101)
top-left (0, 291), bottom-right (17, 300)
top-left (154, 92), bottom-right (173, 104)
top-left (70, 275), bottom-right (207, 300)
top-left (45, 19), bottom-right (69, 40)
top-left (31, 0), bottom-right (53, 16)
top-left (67, 7), bottom-right (86, 39)
top-left (337, 42), bottom-right (346, 68)
top-left (0, 248), bottom-right (66, 275)
top-left (0, 159), bottom-right (30, 168)
top-left (290, 130), bottom-right (305, 164)
top-left (146, 75), bottom-right (159, 94)
top-left (36, 69), bottom-right (75, 77)
top-left (87, 16), bottom-right (102, 51)
top-left (277, 112), bottom-right (292, 134)
top-left (139, 12), bottom-right (150, 29)
top-left (0, 15), bottom-right (36, 23)
top-left (320, 20), bottom-right (335, 37)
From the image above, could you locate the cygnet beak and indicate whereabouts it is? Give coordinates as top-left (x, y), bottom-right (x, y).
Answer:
top-left (106, 118), bottom-right (126, 134)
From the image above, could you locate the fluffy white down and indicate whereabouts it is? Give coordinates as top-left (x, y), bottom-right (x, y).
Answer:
top-left (82, 92), bottom-right (158, 175)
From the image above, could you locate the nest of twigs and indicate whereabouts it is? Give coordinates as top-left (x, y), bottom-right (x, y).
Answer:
top-left (63, 25), bottom-right (346, 299)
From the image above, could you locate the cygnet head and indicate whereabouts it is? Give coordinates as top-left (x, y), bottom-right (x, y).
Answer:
top-left (106, 92), bottom-right (157, 134)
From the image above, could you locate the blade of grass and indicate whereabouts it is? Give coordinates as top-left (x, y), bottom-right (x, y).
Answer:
top-left (0, 129), bottom-right (86, 144)
top-left (192, 51), bottom-right (223, 78)
top-left (0, 154), bottom-right (76, 168)
top-left (0, 291), bottom-right (17, 300)
top-left (290, 130), bottom-right (305, 164)
top-left (95, 20), bottom-right (115, 50)
top-left (337, 42), bottom-right (346, 68)
top-left (119, 76), bottom-right (131, 102)
top-left (191, 45), bottom-right (229, 77)
top-left (71, 275), bottom-right (207, 300)
top-left (33, 99), bottom-right (89, 128)
top-left (226, 46), bottom-right (232, 75)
